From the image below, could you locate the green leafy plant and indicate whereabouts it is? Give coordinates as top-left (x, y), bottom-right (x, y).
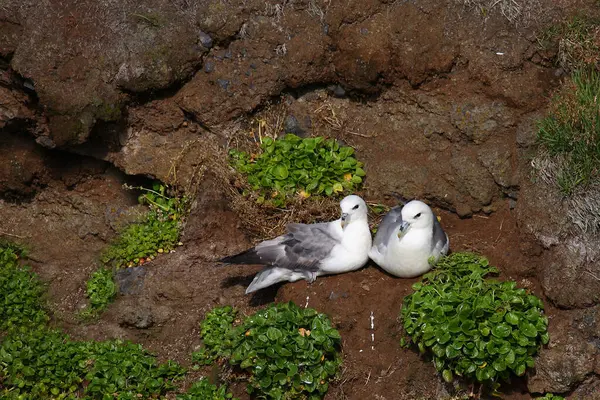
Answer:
top-left (537, 68), bottom-right (600, 195)
top-left (79, 268), bottom-right (117, 319)
top-left (537, 394), bottom-right (565, 400)
top-left (230, 134), bottom-right (366, 207)
top-left (400, 253), bottom-right (549, 393)
top-left (193, 306), bottom-right (239, 365)
top-left (0, 243), bottom-right (186, 399)
top-left (0, 245), bottom-right (48, 332)
top-left (194, 302), bottom-right (343, 399)
top-left (101, 183), bottom-right (187, 269)
top-left (177, 378), bottom-right (238, 400)
top-left (0, 328), bottom-right (185, 399)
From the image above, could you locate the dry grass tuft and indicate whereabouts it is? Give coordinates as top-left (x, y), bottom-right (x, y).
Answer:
top-left (531, 152), bottom-right (600, 235)
top-left (538, 15), bottom-right (600, 73)
top-left (458, 0), bottom-right (542, 26)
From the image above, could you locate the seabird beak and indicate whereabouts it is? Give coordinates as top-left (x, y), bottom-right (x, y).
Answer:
top-left (341, 213), bottom-right (349, 229)
top-left (397, 221), bottom-right (411, 238)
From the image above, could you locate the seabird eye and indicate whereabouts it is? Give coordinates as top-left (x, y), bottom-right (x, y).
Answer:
top-left (352, 204), bottom-right (359, 210)
top-left (415, 212), bottom-right (422, 218)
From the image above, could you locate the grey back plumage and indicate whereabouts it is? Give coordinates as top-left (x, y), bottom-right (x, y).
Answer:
top-left (432, 217), bottom-right (449, 254)
top-left (252, 221), bottom-right (341, 271)
top-left (373, 206), bottom-right (403, 249)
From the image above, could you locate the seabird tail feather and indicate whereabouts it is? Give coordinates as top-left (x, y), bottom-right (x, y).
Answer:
top-left (245, 268), bottom-right (289, 294)
top-left (220, 248), bottom-right (262, 265)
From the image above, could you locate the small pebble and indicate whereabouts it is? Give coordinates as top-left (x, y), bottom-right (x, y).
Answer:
top-left (204, 61), bottom-right (215, 73)
top-left (198, 30), bottom-right (213, 49)
top-left (216, 79), bottom-right (230, 90)
top-left (328, 84), bottom-right (346, 98)
top-left (284, 115), bottom-right (304, 136)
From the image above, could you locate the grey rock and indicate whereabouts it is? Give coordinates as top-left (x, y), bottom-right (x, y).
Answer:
top-left (571, 377), bottom-right (600, 400)
top-left (115, 266), bottom-right (147, 295)
top-left (118, 304), bottom-right (154, 329)
top-left (284, 115), bottom-right (308, 137)
top-left (328, 291), bottom-right (349, 300)
top-left (198, 31), bottom-right (213, 49)
top-left (528, 327), bottom-right (598, 394)
top-left (204, 61), bottom-right (215, 73)
top-left (328, 84), bottom-right (346, 98)
top-left (216, 79), bottom-right (230, 90)
top-left (541, 236), bottom-right (600, 309)
top-left (449, 103), bottom-right (505, 144)
top-left (450, 153), bottom-right (496, 207)
top-left (477, 142), bottom-right (514, 188)
top-left (35, 135), bottom-right (56, 149)
top-left (516, 113), bottom-right (543, 148)
top-left (455, 203), bottom-right (472, 218)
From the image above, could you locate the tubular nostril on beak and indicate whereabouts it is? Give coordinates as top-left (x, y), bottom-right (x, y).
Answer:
top-left (341, 213), bottom-right (348, 221)
top-left (400, 221), bottom-right (410, 232)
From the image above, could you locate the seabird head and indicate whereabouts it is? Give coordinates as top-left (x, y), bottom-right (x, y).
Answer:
top-left (340, 195), bottom-right (367, 229)
top-left (397, 200), bottom-right (435, 238)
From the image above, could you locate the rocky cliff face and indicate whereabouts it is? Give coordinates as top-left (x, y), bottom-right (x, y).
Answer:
top-left (2, 0), bottom-right (600, 398)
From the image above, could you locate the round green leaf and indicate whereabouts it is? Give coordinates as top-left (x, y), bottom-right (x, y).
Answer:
top-left (442, 369), bottom-right (453, 383)
top-left (520, 322), bottom-right (538, 338)
top-left (505, 312), bottom-right (520, 325)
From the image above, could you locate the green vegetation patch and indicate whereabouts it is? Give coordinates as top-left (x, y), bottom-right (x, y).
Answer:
top-left (400, 253), bottom-right (549, 393)
top-left (0, 243), bottom-right (186, 399)
top-left (193, 302), bottom-right (343, 399)
top-left (79, 268), bottom-right (117, 319)
top-left (230, 134), bottom-right (366, 207)
top-left (82, 184), bottom-right (188, 318)
top-left (537, 394), bottom-right (565, 400)
top-left (176, 378), bottom-right (238, 400)
top-left (537, 68), bottom-right (600, 195)
top-left (539, 15), bottom-right (600, 72)
top-left (0, 244), bottom-right (48, 332)
top-left (0, 329), bottom-right (184, 399)
top-left (101, 184), bottom-right (187, 269)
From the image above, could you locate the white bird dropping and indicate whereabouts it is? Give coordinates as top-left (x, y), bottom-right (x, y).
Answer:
top-left (370, 311), bottom-right (375, 350)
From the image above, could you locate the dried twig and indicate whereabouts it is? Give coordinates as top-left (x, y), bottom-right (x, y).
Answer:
top-left (0, 231), bottom-right (28, 239)
top-left (364, 369), bottom-right (371, 386)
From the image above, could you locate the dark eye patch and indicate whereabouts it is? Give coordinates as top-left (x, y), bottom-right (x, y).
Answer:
top-left (415, 212), bottom-right (422, 218)
top-left (352, 204), bottom-right (359, 210)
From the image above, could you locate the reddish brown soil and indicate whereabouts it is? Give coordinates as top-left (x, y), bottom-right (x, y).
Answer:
top-left (4, 0), bottom-right (599, 398)
top-left (27, 173), bottom-right (547, 400)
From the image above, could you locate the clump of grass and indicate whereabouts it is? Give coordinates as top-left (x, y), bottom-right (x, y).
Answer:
top-left (459, 0), bottom-right (524, 24)
top-left (230, 134), bottom-right (366, 207)
top-left (537, 68), bottom-right (600, 195)
top-left (538, 15), bottom-right (600, 72)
